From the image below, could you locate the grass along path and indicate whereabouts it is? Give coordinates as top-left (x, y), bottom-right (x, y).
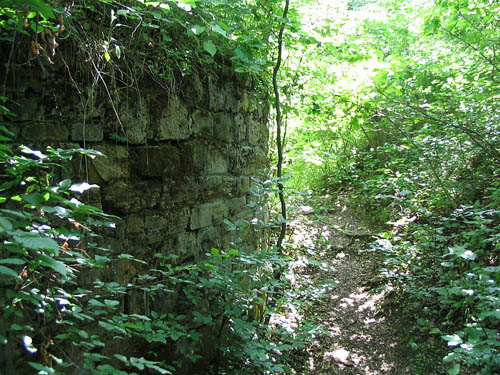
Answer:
top-left (285, 196), bottom-right (414, 374)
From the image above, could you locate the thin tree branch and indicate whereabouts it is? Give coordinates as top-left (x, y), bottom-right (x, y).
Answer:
top-left (273, 0), bottom-right (290, 252)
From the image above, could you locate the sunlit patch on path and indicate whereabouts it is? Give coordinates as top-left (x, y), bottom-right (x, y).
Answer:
top-left (285, 197), bottom-right (413, 374)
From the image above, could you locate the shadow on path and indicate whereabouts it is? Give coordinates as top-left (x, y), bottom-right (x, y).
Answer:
top-left (285, 197), bottom-right (414, 375)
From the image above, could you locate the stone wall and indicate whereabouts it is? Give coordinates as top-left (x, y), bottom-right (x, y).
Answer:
top-left (2, 58), bottom-right (269, 369)
top-left (5, 63), bottom-right (269, 258)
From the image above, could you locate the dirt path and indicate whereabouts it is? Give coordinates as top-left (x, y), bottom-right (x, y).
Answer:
top-left (287, 197), bottom-right (414, 374)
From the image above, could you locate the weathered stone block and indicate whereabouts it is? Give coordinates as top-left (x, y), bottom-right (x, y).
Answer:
top-left (190, 200), bottom-right (229, 230)
top-left (186, 141), bottom-right (208, 174)
top-left (229, 145), bottom-right (253, 174)
top-left (175, 231), bottom-right (198, 261)
top-left (199, 176), bottom-right (222, 199)
top-left (223, 82), bottom-right (238, 112)
top-left (238, 92), bottom-right (249, 112)
top-left (237, 176), bottom-right (251, 195)
top-left (183, 72), bottom-right (205, 106)
top-left (102, 181), bottom-right (133, 213)
top-left (145, 214), bottom-right (172, 244)
top-left (131, 145), bottom-right (182, 178)
top-left (162, 177), bottom-right (200, 205)
top-left (247, 117), bottom-right (262, 145)
top-left (208, 78), bottom-right (226, 112)
top-left (232, 114), bottom-right (246, 143)
top-left (102, 181), bottom-right (162, 214)
top-left (71, 122), bottom-right (103, 142)
top-left (82, 85), bottom-right (106, 119)
top-left (145, 214), bottom-right (170, 232)
top-left (221, 176), bottom-right (238, 196)
top-left (10, 97), bottom-right (38, 122)
top-left (127, 215), bottom-right (144, 234)
top-left (213, 112), bottom-right (232, 142)
top-left (175, 208), bottom-right (191, 232)
top-left (157, 96), bottom-right (192, 140)
top-left (206, 147), bottom-right (228, 174)
top-left (21, 123), bottom-right (68, 141)
top-left (119, 97), bottom-right (150, 144)
top-left (257, 100), bottom-right (271, 121)
top-left (229, 197), bottom-right (246, 215)
top-left (211, 200), bottom-right (230, 223)
top-left (192, 110), bottom-right (213, 137)
top-left (190, 203), bottom-right (214, 230)
top-left (90, 145), bottom-right (129, 182)
top-left (6, 81), bottom-right (41, 122)
top-left (197, 227), bottom-right (220, 253)
top-left (242, 146), bottom-right (268, 175)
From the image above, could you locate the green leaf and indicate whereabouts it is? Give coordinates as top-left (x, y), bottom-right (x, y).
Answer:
top-left (11, 323), bottom-right (29, 331)
top-left (448, 363), bottom-right (460, 375)
top-left (36, 254), bottom-right (69, 277)
top-left (0, 258), bottom-right (25, 265)
top-left (21, 145), bottom-right (46, 159)
top-left (0, 217), bottom-right (13, 232)
top-left (448, 245), bottom-right (476, 261)
top-left (210, 248), bottom-right (220, 256)
top-left (114, 354), bottom-right (128, 363)
top-left (13, 234), bottom-right (60, 252)
top-left (130, 357), bottom-right (145, 370)
top-left (95, 255), bottom-right (110, 264)
top-left (479, 310), bottom-right (500, 321)
top-left (22, 335), bottom-right (38, 354)
top-left (89, 299), bottom-right (105, 307)
top-left (58, 179), bottom-right (72, 191)
top-left (28, 0), bottom-right (55, 19)
top-left (203, 40), bottom-right (217, 57)
top-left (210, 22), bottom-right (227, 37)
top-left (191, 24), bottom-right (206, 35)
top-left (175, 0), bottom-right (197, 7)
top-left (129, 314), bottom-right (151, 320)
top-left (104, 299), bottom-right (120, 307)
top-left (0, 265), bottom-right (19, 278)
top-left (22, 193), bottom-right (46, 205)
top-left (28, 361), bottom-right (55, 374)
top-left (223, 219), bottom-right (237, 231)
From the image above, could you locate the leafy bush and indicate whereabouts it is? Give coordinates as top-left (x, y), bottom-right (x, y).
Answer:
top-left (282, 1), bottom-right (500, 373)
top-left (0, 123), bottom-right (188, 374)
top-left (0, 123), bottom-right (317, 374)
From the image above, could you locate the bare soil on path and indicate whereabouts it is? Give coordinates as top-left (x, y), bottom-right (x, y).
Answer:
top-left (287, 197), bottom-right (415, 375)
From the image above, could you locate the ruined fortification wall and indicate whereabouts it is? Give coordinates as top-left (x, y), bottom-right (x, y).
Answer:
top-left (2, 57), bottom-right (270, 351)
top-left (5, 62), bottom-right (269, 262)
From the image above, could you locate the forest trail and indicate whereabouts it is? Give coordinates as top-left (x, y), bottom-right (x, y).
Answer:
top-left (287, 196), bottom-right (414, 375)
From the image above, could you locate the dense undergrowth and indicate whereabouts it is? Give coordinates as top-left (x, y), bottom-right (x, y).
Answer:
top-left (0, 119), bottom-right (320, 374)
top-left (284, 1), bottom-right (500, 374)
